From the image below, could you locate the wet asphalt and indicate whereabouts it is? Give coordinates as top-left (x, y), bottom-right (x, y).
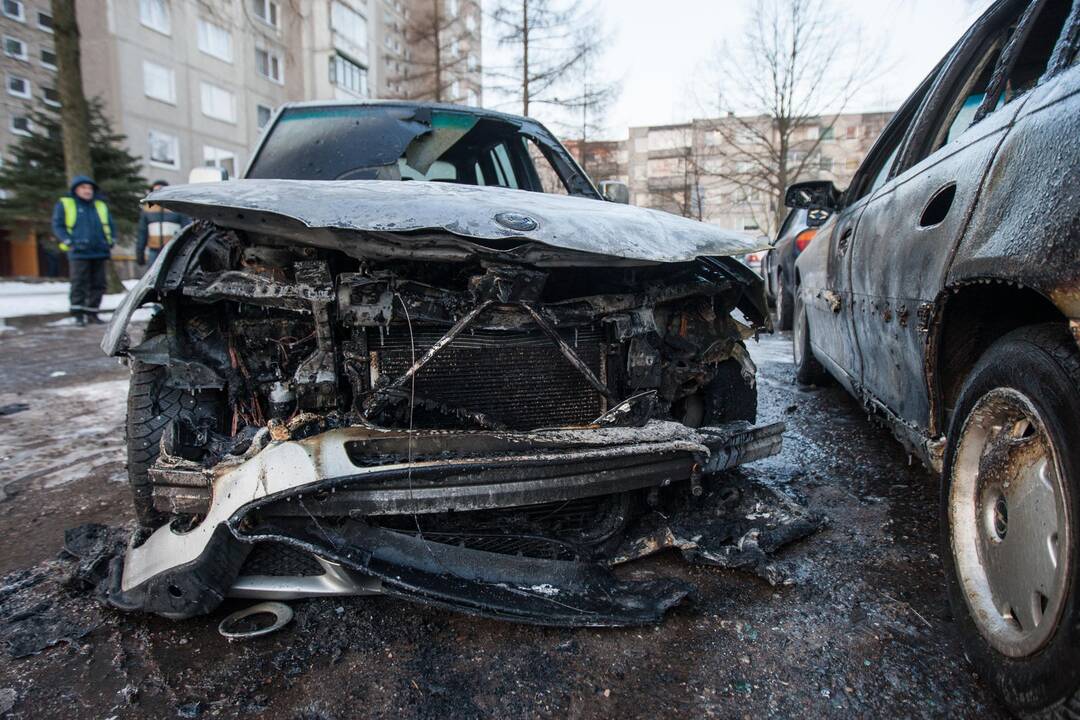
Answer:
top-left (0, 320), bottom-right (1007, 719)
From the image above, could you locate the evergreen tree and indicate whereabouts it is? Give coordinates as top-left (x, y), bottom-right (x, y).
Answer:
top-left (0, 98), bottom-right (147, 239)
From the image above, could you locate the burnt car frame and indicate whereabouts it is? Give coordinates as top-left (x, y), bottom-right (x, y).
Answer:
top-left (102, 101), bottom-right (787, 627)
top-left (788, 0), bottom-right (1080, 715)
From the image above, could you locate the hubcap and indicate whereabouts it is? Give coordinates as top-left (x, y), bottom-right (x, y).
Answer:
top-left (950, 388), bottom-right (1072, 657)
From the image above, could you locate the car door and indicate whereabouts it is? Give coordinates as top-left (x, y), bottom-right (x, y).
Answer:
top-left (848, 0), bottom-right (1059, 429)
top-left (796, 73), bottom-right (933, 393)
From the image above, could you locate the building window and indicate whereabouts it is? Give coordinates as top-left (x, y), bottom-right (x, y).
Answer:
top-left (36, 10), bottom-right (52, 32)
top-left (465, 12), bottom-right (476, 33)
top-left (255, 47), bottom-right (283, 83)
top-left (331, 1), bottom-right (367, 50)
top-left (251, 0), bottom-right (279, 28)
top-left (446, 0), bottom-right (458, 17)
top-left (845, 125), bottom-right (857, 139)
top-left (466, 88), bottom-right (479, 107)
top-left (197, 19), bottom-right (232, 62)
top-left (466, 53), bottom-right (477, 72)
top-left (148, 129), bottom-right (179, 168)
top-left (3, 36), bottom-right (27, 61)
top-left (139, 0), bottom-right (170, 34)
top-left (200, 81), bottom-right (236, 123)
top-left (10, 115), bottom-right (31, 136)
top-left (256, 103), bottom-right (272, 128)
top-left (203, 145), bottom-right (237, 177)
top-left (6, 74), bottom-right (30, 99)
top-left (40, 47), bottom-right (56, 69)
top-left (329, 52), bottom-right (367, 97)
top-left (450, 79), bottom-right (460, 100)
top-left (142, 60), bottom-right (175, 104)
top-left (2, 0), bottom-right (24, 22)
top-left (818, 156), bottom-right (833, 173)
top-left (819, 125), bottom-right (834, 140)
top-left (42, 85), bottom-right (60, 106)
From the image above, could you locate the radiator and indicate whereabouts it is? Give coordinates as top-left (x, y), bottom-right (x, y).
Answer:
top-left (371, 325), bottom-right (606, 429)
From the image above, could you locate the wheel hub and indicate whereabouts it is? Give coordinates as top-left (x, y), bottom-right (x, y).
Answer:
top-left (950, 388), bottom-right (1072, 657)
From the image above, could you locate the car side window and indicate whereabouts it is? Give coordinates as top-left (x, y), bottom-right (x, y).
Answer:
top-left (931, 36), bottom-right (1006, 152)
top-left (974, 0), bottom-right (1075, 121)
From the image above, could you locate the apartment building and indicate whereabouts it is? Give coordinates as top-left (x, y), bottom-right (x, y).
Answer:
top-left (578, 111), bottom-right (893, 236)
top-left (0, 0), bottom-right (59, 161)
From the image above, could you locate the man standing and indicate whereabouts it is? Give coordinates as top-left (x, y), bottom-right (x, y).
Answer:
top-left (136, 180), bottom-right (189, 267)
top-left (51, 175), bottom-right (115, 326)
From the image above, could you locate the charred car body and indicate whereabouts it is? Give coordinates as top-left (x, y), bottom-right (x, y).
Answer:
top-left (102, 102), bottom-right (785, 627)
top-left (788, 0), bottom-right (1080, 715)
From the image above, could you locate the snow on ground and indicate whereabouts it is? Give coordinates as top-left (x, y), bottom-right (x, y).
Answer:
top-left (0, 278), bottom-right (138, 319)
top-left (0, 379), bottom-right (127, 498)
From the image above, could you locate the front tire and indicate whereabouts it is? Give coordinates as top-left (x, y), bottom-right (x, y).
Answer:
top-left (793, 289), bottom-right (828, 386)
top-left (941, 324), bottom-right (1080, 717)
top-left (775, 273), bottom-right (794, 331)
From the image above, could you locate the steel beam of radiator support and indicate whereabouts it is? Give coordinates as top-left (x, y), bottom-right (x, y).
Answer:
top-left (520, 302), bottom-right (618, 404)
top-left (364, 300), bottom-right (493, 416)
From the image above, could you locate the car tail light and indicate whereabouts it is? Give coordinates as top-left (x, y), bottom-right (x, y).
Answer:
top-left (795, 228), bottom-right (817, 253)
top-left (746, 253), bottom-right (760, 263)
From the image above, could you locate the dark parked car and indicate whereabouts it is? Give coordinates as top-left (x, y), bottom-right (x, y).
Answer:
top-left (788, 0), bottom-right (1080, 714)
top-left (761, 207), bottom-right (829, 330)
top-left (102, 101), bottom-right (783, 627)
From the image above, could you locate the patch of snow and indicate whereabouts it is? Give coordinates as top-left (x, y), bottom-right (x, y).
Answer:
top-left (0, 278), bottom-right (138, 319)
top-left (524, 584), bottom-right (560, 597)
top-left (48, 371), bottom-right (67, 378)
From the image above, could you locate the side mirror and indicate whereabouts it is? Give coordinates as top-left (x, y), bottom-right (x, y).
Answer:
top-left (188, 166), bottom-right (229, 184)
top-left (785, 181), bottom-right (839, 210)
top-left (598, 180), bottom-right (630, 204)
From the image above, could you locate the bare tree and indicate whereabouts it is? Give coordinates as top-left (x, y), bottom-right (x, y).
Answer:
top-left (697, 0), bottom-right (878, 234)
top-left (51, 0), bottom-right (92, 179)
top-left (562, 24), bottom-right (620, 175)
top-left (388, 0), bottom-right (471, 102)
top-left (489, 0), bottom-right (601, 117)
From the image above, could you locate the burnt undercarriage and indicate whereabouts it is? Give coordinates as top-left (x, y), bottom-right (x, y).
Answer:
top-left (108, 222), bottom-right (795, 625)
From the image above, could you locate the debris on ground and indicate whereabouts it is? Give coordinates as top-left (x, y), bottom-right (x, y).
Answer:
top-left (614, 472), bottom-right (824, 585)
top-left (0, 403), bottom-right (28, 417)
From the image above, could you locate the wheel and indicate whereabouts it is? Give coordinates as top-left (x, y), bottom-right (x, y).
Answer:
top-left (704, 353), bottom-right (757, 424)
top-left (676, 352), bottom-right (757, 427)
top-left (126, 359), bottom-right (189, 529)
top-left (775, 273), bottom-right (794, 331)
top-left (941, 323), bottom-right (1080, 718)
top-left (793, 289), bottom-right (828, 386)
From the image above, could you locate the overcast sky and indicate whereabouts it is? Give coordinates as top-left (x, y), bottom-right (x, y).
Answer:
top-left (483, 0), bottom-right (995, 139)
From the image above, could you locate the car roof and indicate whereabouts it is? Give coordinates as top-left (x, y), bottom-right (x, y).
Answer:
top-left (276, 99), bottom-right (534, 126)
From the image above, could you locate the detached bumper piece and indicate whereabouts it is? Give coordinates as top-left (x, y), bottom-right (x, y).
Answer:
top-left (110, 419), bottom-right (785, 626)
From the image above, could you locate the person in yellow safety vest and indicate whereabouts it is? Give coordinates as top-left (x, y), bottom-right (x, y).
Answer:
top-left (51, 175), bottom-right (116, 326)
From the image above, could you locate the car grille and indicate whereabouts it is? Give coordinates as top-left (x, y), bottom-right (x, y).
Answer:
top-left (371, 325), bottom-right (606, 430)
top-left (239, 542), bottom-right (325, 577)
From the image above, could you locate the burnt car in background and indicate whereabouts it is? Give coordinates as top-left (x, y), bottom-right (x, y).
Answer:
top-left (101, 101), bottom-right (784, 627)
top-left (761, 208), bottom-right (830, 330)
top-left (788, 0), bottom-right (1080, 714)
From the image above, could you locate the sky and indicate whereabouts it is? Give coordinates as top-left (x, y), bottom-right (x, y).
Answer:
top-left (484, 0), bottom-right (995, 140)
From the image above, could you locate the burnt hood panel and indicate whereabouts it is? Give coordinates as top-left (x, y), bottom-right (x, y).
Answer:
top-left (148, 179), bottom-right (767, 263)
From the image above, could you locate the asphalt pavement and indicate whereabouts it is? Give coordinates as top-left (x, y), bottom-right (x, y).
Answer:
top-left (0, 320), bottom-right (1007, 719)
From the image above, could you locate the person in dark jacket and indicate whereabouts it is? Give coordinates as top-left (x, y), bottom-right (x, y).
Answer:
top-left (51, 175), bottom-right (116, 326)
top-left (136, 180), bottom-right (189, 267)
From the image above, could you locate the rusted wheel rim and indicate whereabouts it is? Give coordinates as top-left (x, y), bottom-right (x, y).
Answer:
top-left (950, 388), bottom-right (1072, 657)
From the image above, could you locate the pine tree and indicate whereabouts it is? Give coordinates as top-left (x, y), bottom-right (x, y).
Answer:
top-left (0, 99), bottom-right (146, 239)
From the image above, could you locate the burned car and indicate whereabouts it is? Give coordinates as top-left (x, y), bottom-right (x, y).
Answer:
top-left (788, 0), bottom-right (1080, 715)
top-left (101, 102), bottom-right (787, 627)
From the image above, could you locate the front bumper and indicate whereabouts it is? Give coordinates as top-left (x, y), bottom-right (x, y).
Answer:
top-left (110, 419), bottom-right (783, 626)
